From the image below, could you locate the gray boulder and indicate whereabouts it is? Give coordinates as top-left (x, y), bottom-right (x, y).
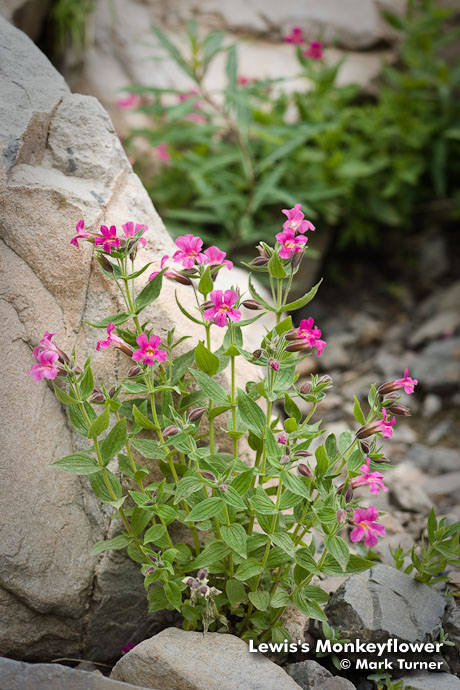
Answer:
top-left (285, 659), bottom-right (357, 690)
top-left (398, 671), bottom-right (460, 690)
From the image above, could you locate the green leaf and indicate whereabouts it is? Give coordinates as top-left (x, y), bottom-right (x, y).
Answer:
top-left (322, 553), bottom-right (374, 576)
top-left (293, 590), bottom-right (327, 622)
top-left (324, 535), bottom-right (349, 572)
top-left (143, 524), bottom-right (167, 545)
top-left (184, 497), bottom-right (224, 522)
top-left (84, 312), bottom-right (130, 329)
top-left (381, 9), bottom-right (406, 31)
top-left (268, 251), bottom-right (287, 279)
top-left (151, 23), bottom-right (195, 79)
top-left (237, 389), bottom-right (265, 438)
top-left (190, 369), bottom-right (229, 405)
top-left (226, 579), bottom-right (246, 606)
top-left (87, 407), bottom-right (110, 438)
top-left (427, 508), bottom-right (437, 544)
top-left (164, 580), bottom-right (182, 612)
top-left (172, 349), bottom-right (196, 384)
top-left (198, 266), bottom-right (214, 296)
top-left (271, 587), bottom-right (291, 609)
top-left (89, 469), bottom-right (122, 504)
top-left (175, 291), bottom-right (204, 325)
top-left (135, 270), bottom-right (165, 313)
top-left (131, 438), bottom-right (165, 459)
top-left (148, 586), bottom-right (169, 612)
top-left (195, 341), bottom-right (220, 376)
top-left (295, 547), bottom-right (318, 573)
top-left (270, 531), bottom-right (295, 557)
top-left (221, 485), bottom-right (247, 511)
top-left (283, 279), bottom-right (322, 312)
top-left (353, 396), bottom-right (365, 425)
top-left (281, 470), bottom-right (310, 498)
top-left (52, 452), bottom-right (101, 475)
top-left (248, 274), bottom-right (276, 312)
top-left (79, 367), bottom-right (94, 401)
top-left (100, 418), bottom-right (127, 462)
top-left (226, 43), bottom-right (237, 88)
top-left (156, 504), bottom-right (179, 523)
top-left (90, 534), bottom-right (131, 555)
top-left (203, 30), bottom-right (225, 65)
top-left (234, 557), bottom-right (263, 581)
top-left (52, 382), bottom-right (79, 405)
top-left (284, 393), bottom-right (302, 423)
top-left (191, 540), bottom-right (230, 568)
top-left (174, 476), bottom-right (203, 503)
top-left (248, 591), bottom-right (270, 611)
top-left (221, 523), bottom-right (247, 558)
top-left (338, 430), bottom-right (354, 454)
top-left (251, 487), bottom-right (277, 515)
top-left (132, 405), bottom-right (156, 430)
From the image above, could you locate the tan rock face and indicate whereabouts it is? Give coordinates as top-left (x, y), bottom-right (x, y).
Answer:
top-left (0, 16), bottom-right (267, 661)
top-left (111, 627), bottom-right (303, 690)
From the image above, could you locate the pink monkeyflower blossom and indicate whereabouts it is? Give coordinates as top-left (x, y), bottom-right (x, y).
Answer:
top-left (178, 88), bottom-right (201, 103)
top-left (96, 322), bottom-right (124, 352)
top-left (132, 333), bottom-right (167, 366)
top-left (121, 641), bottom-right (136, 655)
top-left (238, 75), bottom-right (254, 87)
top-left (268, 357), bottom-right (280, 372)
top-left (116, 93), bottom-right (141, 109)
top-left (351, 458), bottom-right (388, 495)
top-left (278, 432), bottom-right (288, 445)
top-left (203, 246), bottom-right (233, 270)
top-left (122, 222), bottom-right (148, 248)
top-left (203, 290), bottom-right (241, 328)
top-left (296, 317), bottom-right (326, 356)
top-left (282, 204), bottom-right (315, 234)
top-left (155, 142), bottom-right (170, 163)
top-left (350, 505), bottom-right (386, 547)
top-left (70, 219), bottom-right (90, 248)
top-left (275, 227), bottom-right (308, 259)
top-left (375, 408), bottom-right (396, 439)
top-left (27, 350), bottom-right (60, 381)
top-left (148, 254), bottom-right (170, 281)
top-left (379, 368), bottom-right (418, 396)
top-left (33, 331), bottom-right (59, 358)
top-left (303, 41), bottom-right (324, 60)
top-left (284, 27), bottom-right (305, 44)
top-left (172, 234), bottom-right (206, 269)
top-left (94, 225), bottom-right (120, 254)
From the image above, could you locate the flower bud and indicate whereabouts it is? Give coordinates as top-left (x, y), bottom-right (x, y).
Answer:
top-left (298, 463), bottom-right (313, 478)
top-left (129, 247), bottom-right (138, 262)
top-left (251, 349), bottom-right (262, 360)
top-left (188, 407), bottom-right (207, 422)
top-left (149, 553), bottom-right (158, 562)
top-left (218, 484), bottom-right (228, 493)
top-left (360, 440), bottom-right (370, 453)
top-left (344, 486), bottom-right (354, 502)
top-left (285, 329), bottom-right (299, 341)
top-left (197, 568), bottom-right (208, 580)
top-left (242, 299), bottom-right (262, 310)
top-left (388, 404), bottom-right (411, 416)
top-left (108, 386), bottom-right (116, 398)
top-left (74, 365), bottom-right (83, 374)
top-left (163, 425), bottom-right (180, 438)
top-left (90, 388), bottom-right (105, 403)
top-left (278, 432), bottom-right (288, 445)
top-left (128, 365), bottom-right (142, 377)
top-left (200, 470), bottom-right (217, 482)
top-left (286, 340), bottom-right (310, 352)
top-left (281, 455), bottom-right (290, 464)
top-left (378, 381), bottom-right (400, 395)
top-left (56, 346), bottom-right (71, 365)
top-left (256, 245), bottom-right (269, 258)
top-left (336, 509), bottom-right (347, 524)
top-left (186, 577), bottom-right (196, 588)
top-left (268, 357), bottom-right (279, 372)
top-left (201, 301), bottom-right (213, 309)
top-left (115, 343), bottom-right (134, 357)
top-left (300, 381), bottom-right (311, 394)
top-left (317, 375), bottom-right (332, 386)
top-left (200, 585), bottom-right (210, 596)
top-left (293, 450), bottom-right (312, 458)
top-left (127, 239), bottom-right (137, 252)
top-left (56, 367), bottom-right (68, 377)
top-left (356, 422), bottom-right (380, 439)
top-left (145, 566), bottom-right (156, 575)
top-left (166, 271), bottom-right (193, 286)
top-left (97, 255), bottom-right (114, 273)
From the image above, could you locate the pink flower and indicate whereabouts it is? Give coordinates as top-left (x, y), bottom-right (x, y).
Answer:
top-left (379, 368), bottom-right (418, 396)
top-left (269, 357), bottom-right (280, 371)
top-left (238, 75), bottom-right (253, 87)
top-left (284, 27), bottom-right (304, 44)
top-left (187, 112), bottom-right (207, 124)
top-left (375, 408), bottom-right (396, 439)
top-left (296, 317), bottom-right (326, 356)
top-left (204, 290), bottom-right (241, 328)
top-left (278, 432), bottom-right (288, 445)
top-left (33, 331), bottom-right (59, 358)
top-left (203, 246), bottom-right (233, 270)
top-left (282, 205), bottom-right (315, 234)
top-left (122, 222), bottom-right (148, 248)
top-left (351, 458), bottom-right (388, 495)
top-left (96, 323), bottom-right (124, 351)
top-left (172, 234), bottom-right (206, 269)
top-left (27, 350), bottom-right (60, 381)
top-left (275, 228), bottom-right (308, 258)
top-left (132, 334), bottom-right (167, 366)
top-left (121, 641), bottom-right (136, 655)
top-left (155, 142), bottom-right (170, 163)
top-left (70, 219), bottom-right (90, 248)
top-left (117, 93), bottom-right (141, 109)
top-left (350, 506), bottom-right (386, 547)
top-left (178, 89), bottom-right (206, 122)
top-left (303, 41), bottom-right (324, 60)
top-left (94, 225), bottom-right (120, 254)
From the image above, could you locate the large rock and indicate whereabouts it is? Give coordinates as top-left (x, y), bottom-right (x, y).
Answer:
top-left (285, 659), bottom-right (357, 690)
top-left (111, 627), bottom-right (303, 690)
top-left (0, 16), bottom-right (262, 662)
top-left (398, 672), bottom-right (460, 690)
top-left (0, 656), bottom-right (153, 690)
top-left (412, 337), bottom-right (460, 393)
top-left (325, 565), bottom-right (446, 647)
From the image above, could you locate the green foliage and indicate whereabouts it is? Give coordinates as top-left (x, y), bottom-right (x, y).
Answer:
top-left (123, 0), bottom-right (460, 253)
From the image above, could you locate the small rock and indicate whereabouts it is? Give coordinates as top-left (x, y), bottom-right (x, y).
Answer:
top-left (281, 606), bottom-right (309, 645)
top-left (325, 565), bottom-right (446, 646)
top-left (392, 423), bottom-right (418, 445)
top-left (426, 420), bottom-right (451, 445)
top-left (0, 657), bottom-right (151, 690)
top-left (111, 628), bottom-right (303, 690)
top-left (285, 659), bottom-right (357, 690)
top-left (406, 444), bottom-right (459, 475)
top-left (390, 482), bottom-right (433, 515)
top-left (422, 394), bottom-right (443, 418)
top-left (399, 672), bottom-right (460, 690)
top-left (412, 337), bottom-right (460, 393)
top-left (409, 312), bottom-right (460, 348)
top-left (444, 604), bottom-right (460, 652)
top-left (423, 471), bottom-right (460, 497)
top-left (318, 340), bottom-right (349, 370)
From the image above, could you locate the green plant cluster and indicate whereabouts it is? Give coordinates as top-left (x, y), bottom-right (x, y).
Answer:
top-left (124, 0), bottom-right (460, 253)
